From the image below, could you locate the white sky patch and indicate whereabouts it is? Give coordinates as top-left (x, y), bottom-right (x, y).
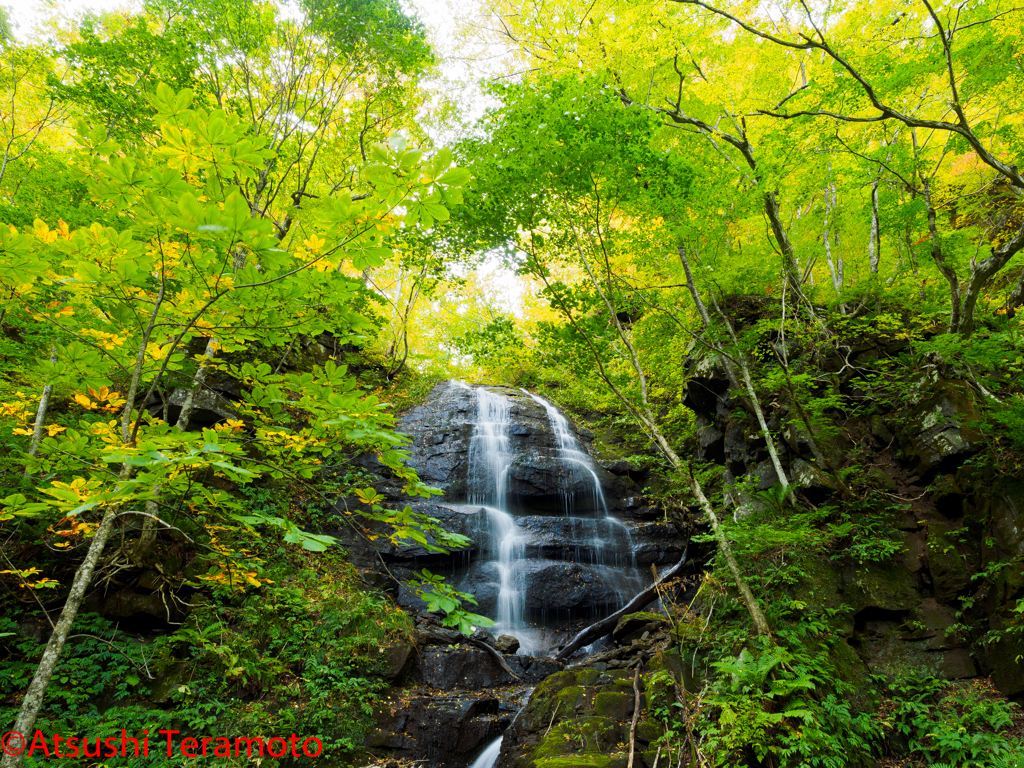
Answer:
top-left (10, 0), bottom-right (139, 41)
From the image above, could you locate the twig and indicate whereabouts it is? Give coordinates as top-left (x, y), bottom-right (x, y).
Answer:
top-left (544, 701), bottom-right (561, 738)
top-left (627, 664), bottom-right (643, 768)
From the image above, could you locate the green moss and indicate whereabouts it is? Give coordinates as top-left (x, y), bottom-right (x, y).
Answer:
top-left (928, 521), bottom-right (971, 603)
top-left (522, 671), bottom-right (582, 730)
top-left (635, 720), bottom-right (661, 743)
top-left (534, 716), bottom-right (622, 760)
top-left (535, 756), bottom-right (628, 768)
top-left (593, 690), bottom-right (634, 719)
top-left (575, 668), bottom-right (602, 686)
top-left (848, 560), bottom-right (918, 613)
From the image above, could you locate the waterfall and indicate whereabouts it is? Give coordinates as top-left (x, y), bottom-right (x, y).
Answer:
top-left (453, 381), bottom-right (643, 656)
top-left (462, 385), bottom-right (529, 645)
top-left (469, 736), bottom-right (502, 768)
top-left (524, 391), bottom-right (639, 577)
top-left (523, 390), bottom-right (609, 516)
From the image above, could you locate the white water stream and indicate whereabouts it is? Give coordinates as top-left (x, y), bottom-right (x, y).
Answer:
top-left (452, 382), bottom-right (644, 768)
top-left (468, 736), bottom-right (503, 768)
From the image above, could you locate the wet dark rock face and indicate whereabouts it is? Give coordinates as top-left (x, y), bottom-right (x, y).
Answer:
top-left (364, 628), bottom-right (564, 766)
top-left (356, 382), bottom-right (673, 768)
top-left (393, 384), bottom-right (639, 515)
top-left (459, 560), bottom-right (624, 617)
top-left (352, 383), bottom-right (677, 625)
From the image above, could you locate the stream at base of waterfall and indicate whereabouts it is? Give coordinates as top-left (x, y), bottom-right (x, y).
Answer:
top-left (448, 382), bottom-right (645, 767)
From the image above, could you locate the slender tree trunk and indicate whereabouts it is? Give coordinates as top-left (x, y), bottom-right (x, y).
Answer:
top-left (679, 247), bottom-right (793, 501)
top-left (686, 466), bottom-right (772, 638)
top-left (175, 338), bottom-right (217, 432)
top-left (678, 245), bottom-right (711, 326)
top-left (24, 347), bottom-right (58, 476)
top-left (921, 177), bottom-right (962, 333)
top-left (0, 470), bottom-right (129, 767)
top-left (823, 183), bottom-right (842, 296)
top-left (705, 291), bottom-right (793, 503)
top-left (764, 191), bottom-right (813, 315)
top-left (868, 176), bottom-right (881, 274)
top-left (2, 286), bottom-right (166, 768)
top-left (958, 222), bottom-right (1024, 336)
top-left (134, 338), bottom-right (217, 564)
top-left (533, 240), bottom-right (770, 638)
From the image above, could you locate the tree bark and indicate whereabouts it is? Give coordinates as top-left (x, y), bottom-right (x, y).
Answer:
top-left (0, 479), bottom-right (126, 768)
top-left (868, 176), bottom-right (881, 274)
top-left (705, 291), bottom-right (793, 503)
top-left (2, 285), bottom-right (166, 768)
top-left (822, 183), bottom-right (843, 297)
top-left (764, 191), bottom-right (813, 314)
top-left (627, 665), bottom-right (642, 768)
top-left (24, 347), bottom-right (58, 476)
top-left (920, 177), bottom-right (962, 332)
top-left (958, 222), bottom-right (1024, 336)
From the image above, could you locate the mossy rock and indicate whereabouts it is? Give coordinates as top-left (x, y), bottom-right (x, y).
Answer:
top-left (864, 466), bottom-right (898, 492)
top-left (788, 553), bottom-right (850, 633)
top-left (646, 648), bottom-right (703, 692)
top-left (535, 756), bottom-right (629, 768)
top-left (981, 633), bottom-right (1024, 697)
top-left (575, 668), bottom-right (602, 686)
top-left (593, 690), bottom-right (634, 720)
top-left (846, 559), bottom-right (918, 613)
top-left (612, 611), bottom-right (671, 643)
top-left (534, 716), bottom-right (623, 759)
top-left (635, 720), bottom-right (661, 743)
top-left (896, 378), bottom-right (982, 476)
top-left (521, 671), bottom-right (585, 731)
top-left (643, 670), bottom-right (674, 714)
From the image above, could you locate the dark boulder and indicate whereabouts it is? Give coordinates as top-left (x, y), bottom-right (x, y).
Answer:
top-left (896, 379), bottom-right (983, 477)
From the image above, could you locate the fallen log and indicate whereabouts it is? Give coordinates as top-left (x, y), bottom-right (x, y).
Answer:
top-left (553, 542), bottom-right (689, 662)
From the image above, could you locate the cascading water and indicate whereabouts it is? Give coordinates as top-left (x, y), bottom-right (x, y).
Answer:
top-left (452, 381), bottom-right (643, 654)
top-left (468, 737), bottom-right (503, 768)
top-left (462, 385), bottom-right (532, 648)
top-left (452, 381), bottom-right (645, 768)
top-left (523, 391), bottom-right (610, 516)
top-left (525, 391), bottom-right (642, 598)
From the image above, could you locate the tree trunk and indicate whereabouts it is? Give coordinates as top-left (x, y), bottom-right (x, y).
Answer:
top-left (0, 486), bottom-right (125, 768)
top-left (868, 176), bottom-right (881, 274)
top-left (134, 338), bottom-right (218, 564)
top-left (24, 347), bottom-right (58, 476)
top-left (705, 291), bottom-right (793, 503)
top-left (921, 177), bottom-right (962, 333)
top-left (764, 191), bottom-right (812, 313)
top-left (823, 201), bottom-right (841, 295)
top-left (958, 222), bottom-right (1024, 336)
top-left (3, 287), bottom-right (166, 768)
top-left (678, 245), bottom-right (712, 326)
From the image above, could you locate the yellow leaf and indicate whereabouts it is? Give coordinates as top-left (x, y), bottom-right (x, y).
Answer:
top-left (33, 219), bottom-right (57, 244)
top-left (302, 234), bottom-right (326, 252)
